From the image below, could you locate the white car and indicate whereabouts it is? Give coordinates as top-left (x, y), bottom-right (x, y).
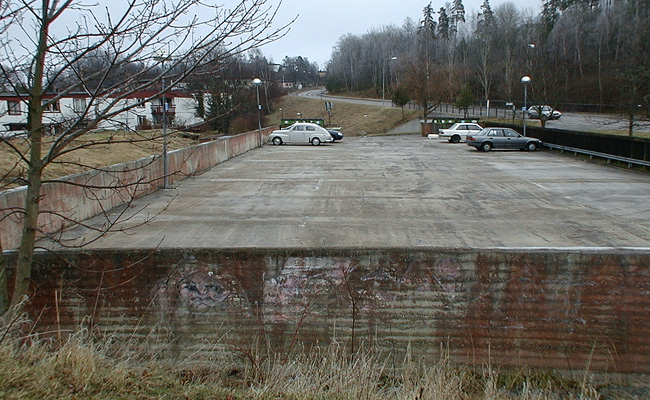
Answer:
top-left (269, 122), bottom-right (333, 146)
top-left (439, 122), bottom-right (483, 143)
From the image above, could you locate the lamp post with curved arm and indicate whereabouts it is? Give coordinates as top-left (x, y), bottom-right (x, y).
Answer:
top-left (382, 56), bottom-right (397, 105)
top-left (155, 50), bottom-right (171, 189)
top-left (521, 76), bottom-right (531, 137)
top-left (252, 78), bottom-right (263, 138)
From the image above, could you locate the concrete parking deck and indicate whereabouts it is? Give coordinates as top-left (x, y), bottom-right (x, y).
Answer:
top-left (53, 135), bottom-right (650, 250)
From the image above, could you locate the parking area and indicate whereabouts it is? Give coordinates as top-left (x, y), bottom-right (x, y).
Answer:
top-left (55, 135), bottom-right (650, 250)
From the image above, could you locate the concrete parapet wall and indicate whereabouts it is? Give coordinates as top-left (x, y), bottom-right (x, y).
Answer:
top-left (0, 127), bottom-right (276, 249)
top-left (6, 247), bottom-right (650, 377)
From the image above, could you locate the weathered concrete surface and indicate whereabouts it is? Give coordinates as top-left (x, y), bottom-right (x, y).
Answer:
top-left (7, 135), bottom-right (650, 377)
top-left (8, 248), bottom-right (650, 375)
top-left (0, 127), bottom-right (275, 250)
top-left (51, 135), bottom-right (650, 250)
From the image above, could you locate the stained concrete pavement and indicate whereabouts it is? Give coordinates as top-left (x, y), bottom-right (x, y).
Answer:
top-left (52, 135), bottom-right (650, 250)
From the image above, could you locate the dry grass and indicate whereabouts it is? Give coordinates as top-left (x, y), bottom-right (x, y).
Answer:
top-left (0, 130), bottom-right (198, 190)
top-left (267, 94), bottom-right (419, 136)
top-left (0, 308), bottom-right (609, 400)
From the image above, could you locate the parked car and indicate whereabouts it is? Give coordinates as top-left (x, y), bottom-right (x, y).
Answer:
top-left (439, 122), bottom-right (483, 143)
top-left (466, 127), bottom-right (542, 152)
top-left (327, 129), bottom-right (344, 141)
top-left (526, 105), bottom-right (562, 120)
top-left (269, 122), bottom-right (333, 146)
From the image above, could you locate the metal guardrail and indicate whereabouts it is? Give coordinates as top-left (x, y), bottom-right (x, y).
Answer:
top-left (544, 143), bottom-right (650, 169)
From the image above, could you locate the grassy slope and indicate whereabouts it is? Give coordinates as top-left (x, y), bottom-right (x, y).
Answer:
top-left (266, 94), bottom-right (419, 136)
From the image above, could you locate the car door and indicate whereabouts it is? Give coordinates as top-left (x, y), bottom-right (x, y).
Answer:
top-left (463, 124), bottom-right (482, 139)
top-left (503, 128), bottom-right (524, 149)
top-left (467, 124), bottom-right (482, 133)
top-left (486, 128), bottom-right (507, 148)
top-left (305, 125), bottom-right (317, 143)
top-left (289, 124), bottom-right (306, 143)
top-left (457, 124), bottom-right (468, 136)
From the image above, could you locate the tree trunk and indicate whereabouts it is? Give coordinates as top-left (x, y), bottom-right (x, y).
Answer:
top-left (10, 5), bottom-right (48, 306)
top-left (12, 155), bottom-right (44, 306)
top-left (0, 234), bottom-right (8, 315)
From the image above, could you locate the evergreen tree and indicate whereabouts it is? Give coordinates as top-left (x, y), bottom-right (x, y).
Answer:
top-left (392, 86), bottom-right (411, 119)
top-left (438, 7), bottom-right (450, 39)
top-left (455, 85), bottom-right (474, 118)
top-left (451, 0), bottom-right (466, 35)
top-left (478, 0), bottom-right (494, 29)
top-left (419, 2), bottom-right (437, 39)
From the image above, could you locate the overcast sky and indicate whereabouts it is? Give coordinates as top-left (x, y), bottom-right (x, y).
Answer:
top-left (257, 0), bottom-right (542, 67)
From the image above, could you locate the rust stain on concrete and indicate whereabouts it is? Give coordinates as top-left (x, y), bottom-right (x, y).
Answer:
top-left (5, 248), bottom-right (650, 376)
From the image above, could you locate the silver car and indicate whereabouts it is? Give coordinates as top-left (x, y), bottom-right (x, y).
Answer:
top-left (439, 122), bottom-right (483, 143)
top-left (269, 122), bottom-right (333, 146)
top-left (466, 127), bottom-right (542, 152)
top-left (526, 105), bottom-right (561, 120)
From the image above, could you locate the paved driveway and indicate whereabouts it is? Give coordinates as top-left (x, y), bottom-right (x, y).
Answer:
top-left (53, 135), bottom-right (650, 250)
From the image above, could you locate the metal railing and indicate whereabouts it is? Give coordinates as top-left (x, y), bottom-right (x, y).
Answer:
top-left (150, 104), bottom-right (176, 114)
top-left (544, 143), bottom-right (650, 169)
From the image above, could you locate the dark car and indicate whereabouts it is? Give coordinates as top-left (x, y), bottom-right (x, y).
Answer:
top-left (466, 127), bottom-right (542, 152)
top-left (327, 129), bottom-right (344, 141)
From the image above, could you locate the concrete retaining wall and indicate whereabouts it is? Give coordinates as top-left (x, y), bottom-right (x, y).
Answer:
top-left (7, 247), bottom-right (650, 377)
top-left (0, 127), bottom-right (276, 250)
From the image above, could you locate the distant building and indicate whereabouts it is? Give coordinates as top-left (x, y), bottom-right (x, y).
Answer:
top-left (0, 90), bottom-right (204, 136)
top-left (280, 81), bottom-right (295, 90)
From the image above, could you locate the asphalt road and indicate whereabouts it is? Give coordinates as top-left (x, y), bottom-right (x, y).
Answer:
top-left (52, 135), bottom-right (650, 250)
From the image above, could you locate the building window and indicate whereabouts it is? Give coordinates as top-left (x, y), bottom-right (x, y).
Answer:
top-left (136, 98), bottom-right (146, 108)
top-left (73, 97), bottom-right (86, 113)
top-left (42, 100), bottom-right (60, 112)
top-left (7, 101), bottom-right (20, 115)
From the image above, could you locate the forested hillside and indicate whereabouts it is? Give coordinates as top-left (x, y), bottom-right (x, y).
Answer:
top-left (325, 0), bottom-right (649, 115)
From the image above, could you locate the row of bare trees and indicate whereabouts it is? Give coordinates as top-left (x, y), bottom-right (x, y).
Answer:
top-left (325, 0), bottom-right (650, 119)
top-left (0, 0), bottom-right (291, 315)
top-left (187, 52), bottom-right (320, 133)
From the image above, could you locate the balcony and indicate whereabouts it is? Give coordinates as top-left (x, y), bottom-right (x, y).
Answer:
top-left (151, 104), bottom-right (176, 115)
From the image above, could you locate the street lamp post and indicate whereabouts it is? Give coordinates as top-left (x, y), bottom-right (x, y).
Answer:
top-left (526, 43), bottom-right (536, 76)
top-left (155, 50), bottom-right (171, 189)
top-left (252, 78), bottom-right (263, 140)
top-left (382, 56), bottom-right (397, 105)
top-left (521, 76), bottom-right (531, 137)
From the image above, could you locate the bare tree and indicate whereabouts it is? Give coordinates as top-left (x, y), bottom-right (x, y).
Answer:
top-left (0, 0), bottom-right (291, 314)
top-left (472, 0), bottom-right (495, 100)
top-left (493, 3), bottom-right (523, 100)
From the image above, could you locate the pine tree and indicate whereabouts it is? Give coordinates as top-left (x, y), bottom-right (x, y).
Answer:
top-left (438, 7), bottom-right (450, 39)
top-left (477, 0), bottom-right (494, 29)
top-left (420, 2), bottom-right (437, 38)
top-left (451, 0), bottom-right (466, 35)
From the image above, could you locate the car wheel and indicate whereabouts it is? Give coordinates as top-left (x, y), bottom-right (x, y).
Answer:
top-left (311, 137), bottom-right (321, 146)
top-left (526, 142), bottom-right (538, 151)
top-left (451, 134), bottom-right (461, 143)
top-left (480, 142), bottom-right (492, 152)
top-left (272, 137), bottom-right (282, 145)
